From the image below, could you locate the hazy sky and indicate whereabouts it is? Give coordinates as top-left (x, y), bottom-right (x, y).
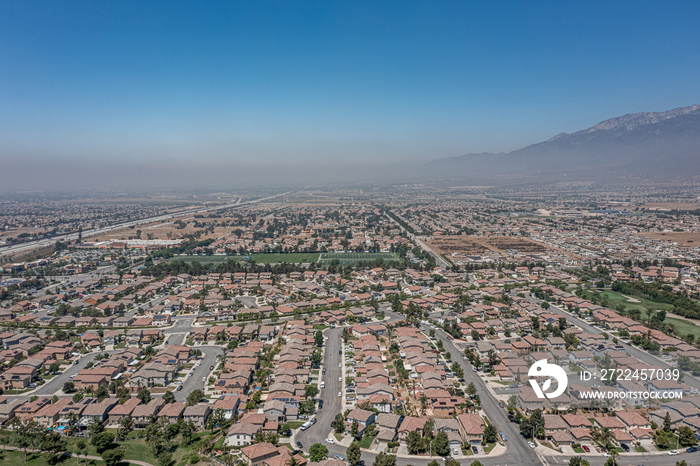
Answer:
top-left (1, 1), bottom-right (699, 190)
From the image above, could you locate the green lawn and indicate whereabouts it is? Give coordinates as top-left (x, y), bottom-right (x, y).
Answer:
top-left (482, 442), bottom-right (496, 454)
top-left (359, 435), bottom-right (376, 449)
top-left (597, 290), bottom-right (700, 339)
top-left (282, 421), bottom-right (305, 431)
top-left (0, 450), bottom-right (99, 465)
top-left (114, 438), bottom-right (159, 465)
top-left (174, 253), bottom-right (320, 264)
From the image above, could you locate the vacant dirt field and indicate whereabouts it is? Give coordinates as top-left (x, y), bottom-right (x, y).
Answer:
top-left (643, 202), bottom-right (700, 211)
top-left (427, 235), bottom-right (549, 255)
top-left (91, 215), bottom-right (232, 242)
top-left (637, 231), bottom-right (700, 245)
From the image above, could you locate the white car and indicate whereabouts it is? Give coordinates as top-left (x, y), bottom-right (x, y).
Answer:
top-left (202, 376), bottom-right (206, 382)
top-left (339, 363), bottom-right (342, 367)
top-left (603, 453), bottom-right (610, 458)
top-left (339, 377), bottom-right (342, 382)
top-left (528, 441), bottom-right (536, 448)
top-left (338, 392), bottom-right (342, 397)
top-left (325, 438), bottom-right (335, 444)
top-left (668, 450), bottom-right (679, 455)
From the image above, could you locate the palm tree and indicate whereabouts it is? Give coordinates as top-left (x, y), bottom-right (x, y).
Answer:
top-left (419, 395), bottom-right (428, 415)
top-left (599, 427), bottom-right (613, 452)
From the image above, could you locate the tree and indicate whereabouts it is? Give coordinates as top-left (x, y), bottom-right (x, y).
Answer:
top-left (91, 431), bottom-right (117, 454)
top-left (186, 389), bottom-right (205, 406)
top-left (444, 459), bottom-right (460, 466)
top-left (102, 448), bottom-right (125, 466)
top-left (207, 408), bottom-right (226, 433)
top-left (63, 380), bottom-right (75, 393)
top-left (332, 413), bottom-right (345, 433)
top-left (483, 422), bottom-right (497, 444)
top-left (663, 411), bottom-right (672, 432)
top-left (181, 420), bottom-right (196, 445)
top-left (432, 431), bottom-right (449, 457)
top-left (315, 330), bottom-right (324, 347)
top-left (137, 387), bottom-right (152, 404)
top-left (309, 443), bottom-right (328, 462)
top-left (49, 361), bottom-right (60, 374)
top-left (305, 385), bottom-right (319, 399)
top-left (569, 457), bottom-right (591, 466)
top-left (42, 432), bottom-right (67, 465)
top-left (469, 462), bottom-right (484, 466)
top-left (678, 425), bottom-right (698, 446)
top-left (347, 441), bottom-right (362, 466)
top-left (466, 382), bottom-right (477, 397)
top-left (163, 390), bottom-right (176, 404)
top-left (116, 416), bottom-right (132, 441)
top-left (88, 417), bottom-right (105, 437)
top-left (96, 385), bottom-right (110, 402)
top-left (373, 452), bottom-right (396, 466)
top-left (351, 421), bottom-right (360, 439)
top-left (406, 430), bottom-right (426, 454)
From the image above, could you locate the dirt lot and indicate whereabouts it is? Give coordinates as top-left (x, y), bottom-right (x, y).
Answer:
top-left (427, 235), bottom-right (549, 255)
top-left (637, 231), bottom-right (700, 245)
top-left (642, 202), bottom-right (700, 211)
top-left (91, 216), bottom-right (232, 242)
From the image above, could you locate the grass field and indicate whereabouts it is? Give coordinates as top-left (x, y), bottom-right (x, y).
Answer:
top-left (0, 450), bottom-right (97, 466)
top-left (318, 252), bottom-right (399, 265)
top-left (596, 290), bottom-right (700, 339)
top-left (174, 253), bottom-right (320, 264)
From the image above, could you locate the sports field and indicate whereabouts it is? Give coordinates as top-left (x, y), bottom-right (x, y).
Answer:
top-left (318, 252), bottom-right (400, 265)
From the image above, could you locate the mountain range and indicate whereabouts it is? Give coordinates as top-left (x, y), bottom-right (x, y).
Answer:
top-left (427, 104), bottom-right (700, 184)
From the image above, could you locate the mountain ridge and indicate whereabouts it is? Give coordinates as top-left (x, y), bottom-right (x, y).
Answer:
top-left (427, 104), bottom-right (700, 183)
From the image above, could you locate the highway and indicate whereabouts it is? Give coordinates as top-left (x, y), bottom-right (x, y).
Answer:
top-left (0, 189), bottom-right (297, 259)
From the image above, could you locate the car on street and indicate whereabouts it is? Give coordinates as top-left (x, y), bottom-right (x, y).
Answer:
top-left (176, 385), bottom-right (183, 391)
top-left (296, 442), bottom-right (303, 449)
top-left (582, 445), bottom-right (590, 453)
top-left (668, 450), bottom-right (679, 455)
top-left (202, 376), bottom-right (206, 382)
top-left (325, 438), bottom-right (335, 444)
top-left (339, 363), bottom-right (342, 367)
top-left (603, 453), bottom-right (610, 458)
top-left (528, 441), bottom-right (536, 448)
top-left (687, 446), bottom-right (699, 453)
top-left (339, 377), bottom-right (342, 382)
top-left (499, 432), bottom-right (507, 441)
top-left (498, 401), bottom-right (504, 408)
top-left (338, 392), bottom-right (342, 397)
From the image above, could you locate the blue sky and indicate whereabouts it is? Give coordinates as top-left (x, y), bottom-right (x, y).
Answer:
top-left (1, 1), bottom-right (699, 187)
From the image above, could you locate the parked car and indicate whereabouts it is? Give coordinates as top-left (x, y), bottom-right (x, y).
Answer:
top-left (296, 442), bottom-right (303, 449)
top-left (686, 446), bottom-right (699, 453)
top-left (582, 445), bottom-right (590, 453)
top-left (528, 441), bottom-right (536, 448)
top-left (668, 450), bottom-right (679, 456)
top-left (325, 438), bottom-right (335, 444)
top-left (334, 455), bottom-right (344, 461)
top-left (471, 446), bottom-right (478, 454)
top-left (338, 392), bottom-right (342, 397)
top-left (499, 432), bottom-right (507, 442)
